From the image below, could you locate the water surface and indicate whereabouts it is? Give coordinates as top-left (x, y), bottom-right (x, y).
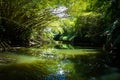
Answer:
top-left (0, 47), bottom-right (120, 80)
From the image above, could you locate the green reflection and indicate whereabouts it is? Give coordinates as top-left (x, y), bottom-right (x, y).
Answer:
top-left (0, 47), bottom-right (120, 80)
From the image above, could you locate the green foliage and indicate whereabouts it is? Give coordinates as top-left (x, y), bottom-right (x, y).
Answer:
top-left (53, 18), bottom-right (76, 42)
top-left (0, 0), bottom-right (119, 50)
top-left (86, 0), bottom-right (110, 13)
top-left (102, 0), bottom-right (120, 52)
top-left (104, 19), bottom-right (120, 52)
top-left (104, 0), bottom-right (120, 22)
top-left (72, 0), bottom-right (120, 49)
top-left (75, 13), bottom-right (103, 38)
top-left (0, 0), bottom-right (56, 48)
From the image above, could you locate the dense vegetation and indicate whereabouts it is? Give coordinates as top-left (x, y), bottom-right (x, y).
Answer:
top-left (0, 0), bottom-right (56, 49)
top-left (0, 0), bottom-right (120, 79)
top-left (0, 0), bottom-right (120, 53)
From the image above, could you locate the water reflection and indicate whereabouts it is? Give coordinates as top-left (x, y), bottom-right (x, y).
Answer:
top-left (0, 46), bottom-right (120, 80)
top-left (45, 67), bottom-right (66, 80)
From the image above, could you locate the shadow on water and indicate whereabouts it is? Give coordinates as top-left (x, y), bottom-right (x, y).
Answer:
top-left (0, 44), bottom-right (120, 80)
top-left (0, 63), bottom-right (47, 80)
top-left (0, 54), bottom-right (51, 80)
top-left (68, 51), bottom-right (120, 80)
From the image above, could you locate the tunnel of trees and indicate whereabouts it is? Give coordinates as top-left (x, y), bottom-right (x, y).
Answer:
top-left (0, 0), bottom-right (120, 53)
top-left (0, 0), bottom-right (120, 80)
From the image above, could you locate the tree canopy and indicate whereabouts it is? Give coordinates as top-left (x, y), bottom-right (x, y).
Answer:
top-left (0, 0), bottom-right (120, 52)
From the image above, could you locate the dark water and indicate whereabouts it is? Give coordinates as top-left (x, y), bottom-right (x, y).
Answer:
top-left (0, 46), bottom-right (120, 80)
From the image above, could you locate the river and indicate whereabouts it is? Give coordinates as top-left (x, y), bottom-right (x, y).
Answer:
top-left (0, 45), bottom-right (120, 80)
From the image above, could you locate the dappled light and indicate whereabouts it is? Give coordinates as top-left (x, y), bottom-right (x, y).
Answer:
top-left (50, 6), bottom-right (69, 18)
top-left (0, 0), bottom-right (120, 80)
